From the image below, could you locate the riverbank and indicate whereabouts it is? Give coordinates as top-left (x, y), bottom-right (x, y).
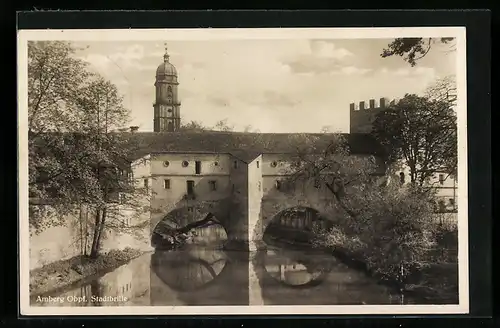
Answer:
top-left (264, 236), bottom-right (458, 304)
top-left (30, 247), bottom-right (145, 296)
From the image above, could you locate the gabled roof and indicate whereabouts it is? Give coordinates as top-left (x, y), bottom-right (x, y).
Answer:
top-left (123, 131), bottom-right (385, 161)
top-left (31, 131), bottom-right (386, 163)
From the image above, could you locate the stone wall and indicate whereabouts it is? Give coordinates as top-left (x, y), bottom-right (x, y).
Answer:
top-left (29, 204), bottom-right (151, 271)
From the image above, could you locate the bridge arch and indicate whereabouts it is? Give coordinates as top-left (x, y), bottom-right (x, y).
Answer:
top-left (151, 203), bottom-right (230, 248)
top-left (251, 196), bottom-right (338, 248)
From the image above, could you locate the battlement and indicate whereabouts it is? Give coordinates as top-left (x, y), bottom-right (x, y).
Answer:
top-left (349, 97), bottom-right (394, 111)
top-left (349, 97), bottom-right (400, 134)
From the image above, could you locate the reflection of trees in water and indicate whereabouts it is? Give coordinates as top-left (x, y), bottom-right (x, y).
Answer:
top-left (151, 247), bottom-right (228, 292)
top-left (262, 246), bottom-right (334, 288)
top-left (90, 280), bottom-right (102, 306)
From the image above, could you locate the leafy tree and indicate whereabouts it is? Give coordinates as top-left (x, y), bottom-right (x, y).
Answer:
top-left (63, 75), bottom-right (151, 258)
top-left (28, 41), bottom-right (91, 202)
top-left (381, 38), bottom-right (455, 66)
top-left (320, 126), bottom-right (333, 133)
top-left (281, 134), bottom-right (443, 291)
top-left (425, 75), bottom-right (457, 108)
top-left (28, 41), bottom-right (90, 135)
top-left (243, 124), bottom-right (260, 133)
top-left (28, 41), bottom-right (150, 258)
top-left (213, 119), bottom-right (234, 132)
top-left (179, 120), bottom-right (207, 132)
top-left (372, 94), bottom-right (457, 186)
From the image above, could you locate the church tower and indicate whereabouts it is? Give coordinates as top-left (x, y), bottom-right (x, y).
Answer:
top-left (153, 44), bottom-right (181, 132)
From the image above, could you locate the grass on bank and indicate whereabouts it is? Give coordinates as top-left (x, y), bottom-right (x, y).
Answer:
top-left (29, 247), bottom-right (143, 296)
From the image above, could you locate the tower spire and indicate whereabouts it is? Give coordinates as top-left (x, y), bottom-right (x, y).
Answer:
top-left (163, 43), bottom-right (170, 62)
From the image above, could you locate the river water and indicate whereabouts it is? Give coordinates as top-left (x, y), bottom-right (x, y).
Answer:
top-left (31, 241), bottom-right (412, 307)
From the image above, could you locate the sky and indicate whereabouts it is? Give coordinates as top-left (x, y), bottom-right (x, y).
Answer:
top-left (72, 38), bottom-right (457, 133)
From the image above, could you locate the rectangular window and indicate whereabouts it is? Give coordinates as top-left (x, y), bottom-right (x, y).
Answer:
top-left (256, 161), bottom-right (260, 168)
top-left (209, 180), bottom-right (217, 191)
top-left (143, 178), bottom-right (149, 189)
top-left (195, 161), bottom-right (201, 174)
top-left (233, 160), bottom-right (238, 169)
top-left (164, 179), bottom-right (171, 189)
top-left (187, 180), bottom-right (195, 195)
top-left (439, 174), bottom-right (445, 185)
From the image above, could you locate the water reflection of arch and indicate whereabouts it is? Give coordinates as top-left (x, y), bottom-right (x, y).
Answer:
top-left (256, 242), bottom-right (334, 289)
top-left (151, 206), bottom-right (229, 249)
top-left (263, 206), bottom-right (333, 245)
top-left (151, 247), bottom-right (230, 292)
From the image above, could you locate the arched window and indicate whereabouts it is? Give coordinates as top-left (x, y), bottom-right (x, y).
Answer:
top-left (399, 172), bottom-right (405, 185)
top-left (167, 85), bottom-right (172, 93)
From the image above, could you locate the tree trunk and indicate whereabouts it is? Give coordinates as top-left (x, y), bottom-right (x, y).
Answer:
top-left (94, 206), bottom-right (107, 256)
top-left (324, 182), bottom-right (358, 220)
top-left (176, 213), bottom-right (216, 234)
top-left (90, 208), bottom-right (101, 259)
top-left (79, 203), bottom-right (83, 255)
top-left (83, 208), bottom-right (89, 256)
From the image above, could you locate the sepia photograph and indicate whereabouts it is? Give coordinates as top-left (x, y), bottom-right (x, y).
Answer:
top-left (18, 27), bottom-right (468, 315)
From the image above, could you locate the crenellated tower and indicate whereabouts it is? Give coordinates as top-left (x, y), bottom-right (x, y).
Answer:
top-left (153, 44), bottom-right (181, 132)
top-left (349, 97), bottom-right (398, 134)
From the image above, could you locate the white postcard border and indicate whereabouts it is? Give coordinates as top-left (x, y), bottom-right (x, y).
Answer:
top-left (18, 26), bottom-right (469, 316)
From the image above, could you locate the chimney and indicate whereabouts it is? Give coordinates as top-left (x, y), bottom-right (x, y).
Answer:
top-left (369, 99), bottom-right (375, 108)
top-left (379, 97), bottom-right (386, 108)
top-left (359, 101), bottom-right (365, 110)
top-left (350, 103), bottom-right (356, 111)
top-left (130, 126), bottom-right (139, 133)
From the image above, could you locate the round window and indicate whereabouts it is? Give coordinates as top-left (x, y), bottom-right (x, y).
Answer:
top-left (182, 161), bottom-right (189, 167)
top-left (163, 161), bottom-right (170, 167)
top-left (214, 161), bottom-right (219, 166)
top-left (271, 161), bottom-right (278, 168)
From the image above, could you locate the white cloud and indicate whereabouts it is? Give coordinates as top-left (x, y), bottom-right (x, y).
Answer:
top-left (70, 40), bottom-right (451, 133)
top-left (310, 40), bottom-right (354, 60)
top-left (338, 66), bottom-right (372, 75)
top-left (393, 68), bottom-right (411, 76)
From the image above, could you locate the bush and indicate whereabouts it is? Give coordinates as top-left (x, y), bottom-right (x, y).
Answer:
top-left (314, 184), bottom-right (441, 287)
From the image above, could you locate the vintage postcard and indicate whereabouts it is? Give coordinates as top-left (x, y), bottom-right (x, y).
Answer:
top-left (18, 27), bottom-right (468, 315)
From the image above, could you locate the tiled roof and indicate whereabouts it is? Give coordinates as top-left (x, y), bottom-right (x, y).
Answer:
top-left (123, 131), bottom-right (386, 161)
top-left (31, 131), bottom-right (386, 162)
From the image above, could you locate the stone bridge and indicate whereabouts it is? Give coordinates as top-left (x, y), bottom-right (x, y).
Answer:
top-left (150, 182), bottom-right (344, 251)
